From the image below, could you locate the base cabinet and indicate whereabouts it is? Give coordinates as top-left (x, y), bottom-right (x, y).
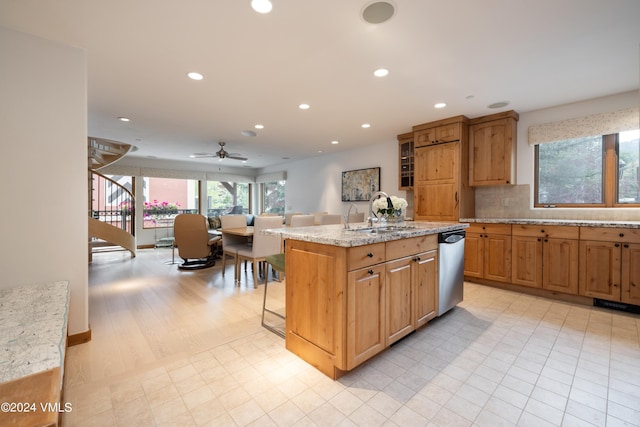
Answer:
top-left (511, 225), bottom-right (579, 294)
top-left (621, 243), bottom-right (640, 305)
top-left (286, 235), bottom-right (439, 379)
top-left (579, 227), bottom-right (640, 303)
top-left (347, 265), bottom-right (386, 369)
top-left (464, 223), bottom-right (511, 283)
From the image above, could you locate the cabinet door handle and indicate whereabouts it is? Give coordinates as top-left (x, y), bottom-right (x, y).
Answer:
top-left (414, 256), bottom-right (421, 262)
top-left (615, 243), bottom-right (620, 247)
top-left (368, 269), bottom-right (374, 275)
top-left (544, 239), bottom-right (548, 242)
top-left (367, 252), bottom-right (374, 258)
top-left (454, 192), bottom-right (459, 203)
top-left (537, 238), bottom-right (541, 242)
top-left (619, 233), bottom-right (625, 237)
top-left (624, 244), bottom-right (629, 248)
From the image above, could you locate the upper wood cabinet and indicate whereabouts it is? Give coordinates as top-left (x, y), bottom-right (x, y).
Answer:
top-left (414, 116), bottom-right (466, 147)
top-left (398, 132), bottom-right (414, 190)
top-left (469, 110), bottom-right (519, 186)
top-left (412, 116), bottom-right (475, 221)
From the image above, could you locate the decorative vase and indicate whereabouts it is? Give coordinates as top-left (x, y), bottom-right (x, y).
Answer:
top-left (380, 209), bottom-right (404, 224)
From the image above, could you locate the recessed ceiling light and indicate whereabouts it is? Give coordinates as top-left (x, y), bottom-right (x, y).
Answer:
top-left (361, 123), bottom-right (371, 128)
top-left (254, 124), bottom-right (264, 129)
top-left (187, 72), bottom-right (203, 81)
top-left (331, 140), bottom-right (339, 145)
top-left (251, 0), bottom-right (272, 13)
top-left (299, 103), bottom-right (310, 110)
top-left (434, 103), bottom-right (447, 109)
top-left (488, 101), bottom-right (510, 109)
top-left (118, 116), bottom-right (130, 122)
top-left (317, 150), bottom-right (324, 153)
top-left (241, 130), bottom-right (257, 137)
top-left (373, 68), bottom-right (389, 77)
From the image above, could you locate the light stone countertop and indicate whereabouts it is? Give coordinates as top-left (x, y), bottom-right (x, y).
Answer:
top-left (0, 281), bottom-right (70, 384)
top-left (264, 221), bottom-right (467, 247)
top-left (459, 218), bottom-right (640, 228)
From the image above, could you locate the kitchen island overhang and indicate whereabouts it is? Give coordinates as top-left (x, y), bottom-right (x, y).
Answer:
top-left (264, 221), bottom-right (468, 379)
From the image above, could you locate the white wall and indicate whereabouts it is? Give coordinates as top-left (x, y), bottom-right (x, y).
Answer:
top-left (0, 27), bottom-right (89, 335)
top-left (260, 140), bottom-right (406, 218)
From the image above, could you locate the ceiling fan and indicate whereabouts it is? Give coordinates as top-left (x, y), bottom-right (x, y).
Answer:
top-left (190, 142), bottom-right (248, 161)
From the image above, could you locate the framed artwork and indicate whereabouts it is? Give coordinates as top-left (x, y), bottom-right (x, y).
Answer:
top-left (341, 167), bottom-right (380, 201)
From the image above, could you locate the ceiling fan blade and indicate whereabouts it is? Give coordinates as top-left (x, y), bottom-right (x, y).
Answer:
top-left (189, 153), bottom-right (216, 158)
top-left (227, 155), bottom-right (248, 161)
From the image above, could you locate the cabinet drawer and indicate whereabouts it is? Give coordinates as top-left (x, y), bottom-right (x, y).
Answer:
top-left (465, 223), bottom-right (511, 235)
top-left (580, 227), bottom-right (640, 243)
top-left (386, 235), bottom-right (437, 261)
top-left (348, 243), bottom-right (385, 270)
top-left (512, 224), bottom-right (578, 239)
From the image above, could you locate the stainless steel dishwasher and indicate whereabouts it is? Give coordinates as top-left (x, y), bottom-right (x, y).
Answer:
top-left (438, 230), bottom-right (465, 316)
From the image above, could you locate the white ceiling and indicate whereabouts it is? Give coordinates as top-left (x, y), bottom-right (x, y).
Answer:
top-left (1, 0), bottom-right (639, 170)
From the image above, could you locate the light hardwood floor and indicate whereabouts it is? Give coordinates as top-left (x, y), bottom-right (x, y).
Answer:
top-left (62, 248), bottom-right (640, 426)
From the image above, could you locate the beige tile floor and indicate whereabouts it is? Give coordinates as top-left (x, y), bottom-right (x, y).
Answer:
top-left (62, 248), bottom-right (640, 426)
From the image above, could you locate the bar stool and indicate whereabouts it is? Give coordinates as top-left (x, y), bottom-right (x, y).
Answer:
top-left (262, 253), bottom-right (285, 338)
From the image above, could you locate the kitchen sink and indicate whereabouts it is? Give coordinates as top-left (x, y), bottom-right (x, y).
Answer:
top-left (351, 225), bottom-right (416, 234)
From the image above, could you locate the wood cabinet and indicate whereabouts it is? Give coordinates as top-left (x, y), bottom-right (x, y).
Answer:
top-left (398, 132), bottom-right (414, 190)
top-left (347, 264), bottom-right (386, 368)
top-left (286, 234), bottom-right (439, 379)
top-left (579, 227), bottom-right (640, 304)
top-left (412, 116), bottom-right (474, 221)
top-left (511, 225), bottom-right (579, 294)
top-left (469, 110), bottom-right (519, 186)
top-left (385, 249), bottom-right (438, 344)
top-left (464, 223), bottom-right (511, 283)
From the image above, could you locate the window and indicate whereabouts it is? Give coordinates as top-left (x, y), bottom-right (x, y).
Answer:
top-left (205, 181), bottom-right (250, 216)
top-left (535, 129), bottom-right (640, 207)
top-left (262, 180), bottom-right (285, 214)
top-left (143, 177), bottom-right (198, 228)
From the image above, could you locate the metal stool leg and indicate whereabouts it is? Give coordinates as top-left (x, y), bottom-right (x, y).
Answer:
top-left (262, 257), bottom-right (285, 338)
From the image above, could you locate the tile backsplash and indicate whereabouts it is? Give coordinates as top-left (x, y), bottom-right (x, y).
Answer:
top-left (474, 184), bottom-right (640, 221)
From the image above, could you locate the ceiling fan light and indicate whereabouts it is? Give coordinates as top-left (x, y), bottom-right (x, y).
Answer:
top-left (251, 0), bottom-right (272, 13)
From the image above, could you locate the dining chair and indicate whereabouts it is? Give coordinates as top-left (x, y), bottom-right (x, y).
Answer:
top-left (290, 214), bottom-right (315, 227)
top-left (236, 216), bottom-right (283, 287)
top-left (319, 214), bottom-right (342, 225)
top-left (310, 211), bottom-right (328, 225)
top-left (220, 214), bottom-right (249, 283)
top-left (284, 212), bottom-right (302, 225)
top-left (348, 212), bottom-right (365, 223)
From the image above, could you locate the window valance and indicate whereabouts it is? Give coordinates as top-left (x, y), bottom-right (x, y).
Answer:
top-left (528, 106), bottom-right (639, 146)
top-left (255, 171), bottom-right (287, 183)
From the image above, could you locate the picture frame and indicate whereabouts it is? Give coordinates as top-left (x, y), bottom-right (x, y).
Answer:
top-left (341, 167), bottom-right (380, 201)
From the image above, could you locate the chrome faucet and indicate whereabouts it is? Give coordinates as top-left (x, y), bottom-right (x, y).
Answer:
top-left (344, 203), bottom-right (359, 229)
top-left (368, 191), bottom-right (391, 226)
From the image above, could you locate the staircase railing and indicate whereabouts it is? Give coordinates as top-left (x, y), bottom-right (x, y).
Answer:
top-left (89, 170), bottom-right (136, 257)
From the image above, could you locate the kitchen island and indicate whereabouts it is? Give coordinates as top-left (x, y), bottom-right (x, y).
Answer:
top-left (265, 221), bottom-right (467, 379)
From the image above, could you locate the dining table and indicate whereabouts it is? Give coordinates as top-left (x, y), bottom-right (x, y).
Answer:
top-left (220, 226), bottom-right (254, 237)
